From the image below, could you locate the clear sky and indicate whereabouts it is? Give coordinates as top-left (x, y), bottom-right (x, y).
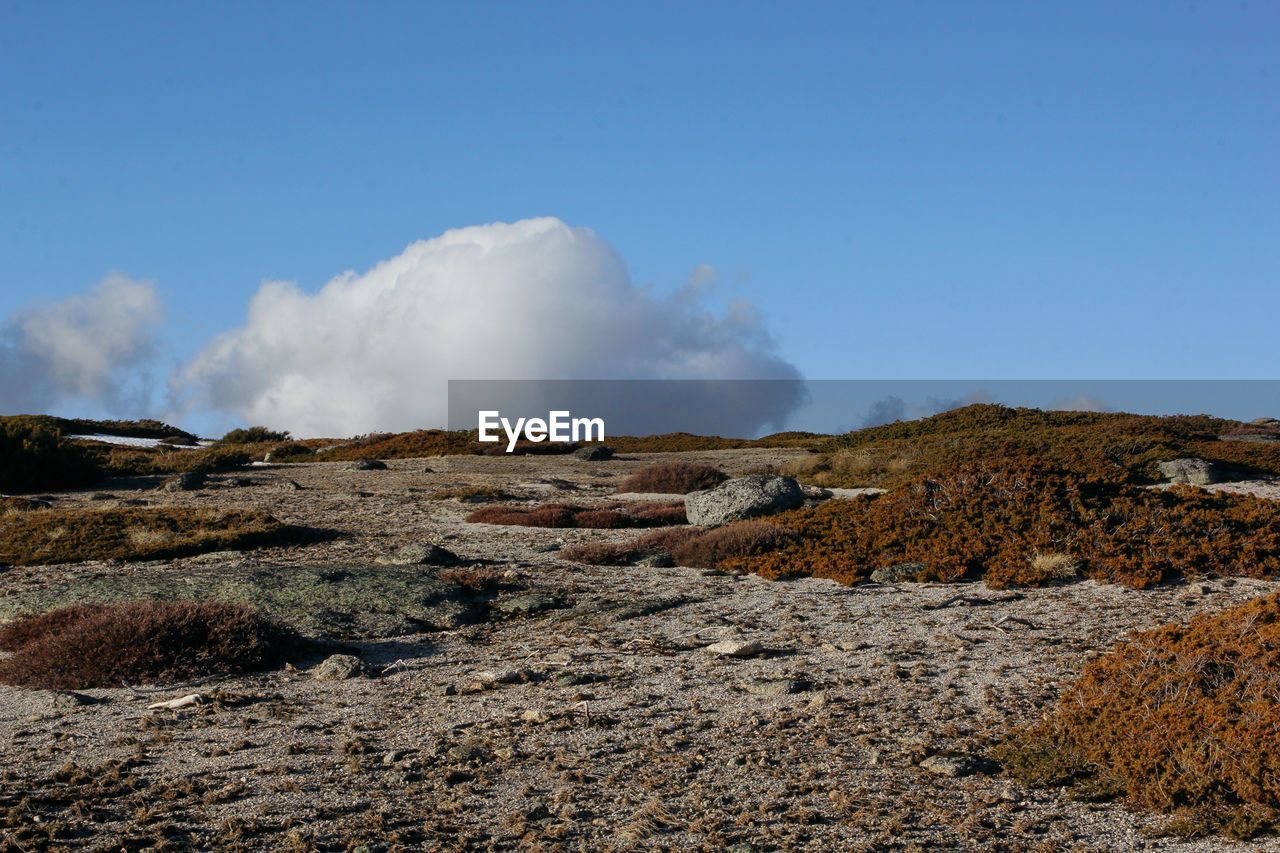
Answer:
top-left (1, 1), bottom-right (1277, 435)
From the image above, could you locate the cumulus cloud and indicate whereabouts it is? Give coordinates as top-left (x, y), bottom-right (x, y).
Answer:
top-left (0, 274), bottom-right (163, 415)
top-left (180, 218), bottom-right (802, 437)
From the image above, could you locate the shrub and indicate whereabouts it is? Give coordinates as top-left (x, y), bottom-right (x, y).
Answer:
top-left (466, 501), bottom-right (685, 529)
top-left (0, 599), bottom-right (301, 689)
top-left (668, 521), bottom-right (795, 568)
top-left (263, 441), bottom-right (314, 462)
top-left (188, 447), bottom-right (251, 473)
top-left (615, 462), bottom-right (728, 494)
top-left (997, 589), bottom-right (1280, 837)
top-left (622, 500), bottom-right (688, 525)
top-left (787, 403), bottom-right (1280, 489)
top-left (712, 460), bottom-right (1280, 588)
top-left (558, 542), bottom-right (636, 566)
top-left (630, 526), bottom-right (705, 552)
top-left (314, 430), bottom-right (478, 461)
top-left (0, 506), bottom-right (288, 566)
top-left (0, 416), bottom-right (101, 493)
top-left (214, 426), bottom-right (291, 445)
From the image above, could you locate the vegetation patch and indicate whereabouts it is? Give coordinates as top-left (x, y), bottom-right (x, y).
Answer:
top-left (468, 500), bottom-right (686, 529)
top-left (0, 563), bottom-right (491, 640)
top-left (616, 461), bottom-right (729, 494)
top-left (0, 507), bottom-right (288, 566)
top-left (213, 426), bottom-right (291, 445)
top-left (701, 460), bottom-right (1280, 589)
top-left (0, 599), bottom-right (301, 690)
top-left (787, 404), bottom-right (1280, 489)
top-left (560, 522), bottom-right (791, 567)
top-left (997, 589), bottom-right (1280, 838)
top-left (0, 416), bottom-right (101, 493)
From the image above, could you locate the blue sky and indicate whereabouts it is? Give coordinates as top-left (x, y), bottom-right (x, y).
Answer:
top-left (1, 2), bottom-right (1277, 434)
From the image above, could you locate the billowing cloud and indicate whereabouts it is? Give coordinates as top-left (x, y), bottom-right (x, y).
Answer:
top-left (180, 218), bottom-right (802, 437)
top-left (0, 274), bottom-right (163, 415)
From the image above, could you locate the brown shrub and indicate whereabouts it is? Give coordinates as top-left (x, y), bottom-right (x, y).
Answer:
top-left (437, 566), bottom-right (500, 592)
top-left (625, 500), bottom-right (688, 525)
top-left (793, 403), bottom-right (1280, 489)
top-left (630, 527), bottom-right (705, 552)
top-left (558, 542), bottom-right (636, 566)
top-left (716, 460), bottom-right (1280, 588)
top-left (0, 599), bottom-right (301, 690)
top-left (997, 589), bottom-right (1280, 837)
top-left (615, 462), bottom-right (728, 494)
top-left (669, 521), bottom-right (795, 568)
top-left (0, 506), bottom-right (288, 566)
top-left (573, 509), bottom-right (631, 529)
top-left (467, 500), bottom-right (684, 529)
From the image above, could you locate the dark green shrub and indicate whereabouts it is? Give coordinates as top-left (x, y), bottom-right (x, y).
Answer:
top-left (214, 426), bottom-right (290, 445)
top-left (0, 416), bottom-right (101, 493)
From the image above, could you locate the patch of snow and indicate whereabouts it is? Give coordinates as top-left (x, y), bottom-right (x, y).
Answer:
top-left (67, 434), bottom-right (197, 449)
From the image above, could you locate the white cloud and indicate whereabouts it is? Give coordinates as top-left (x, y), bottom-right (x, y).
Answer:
top-left (0, 274), bottom-right (162, 415)
top-left (180, 217), bottom-right (801, 437)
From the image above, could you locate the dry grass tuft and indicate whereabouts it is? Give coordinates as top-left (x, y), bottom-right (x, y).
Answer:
top-left (0, 506), bottom-right (288, 566)
top-left (0, 599), bottom-right (302, 689)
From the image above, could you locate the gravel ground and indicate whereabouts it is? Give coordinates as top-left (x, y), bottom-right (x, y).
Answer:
top-left (3, 449), bottom-right (1280, 852)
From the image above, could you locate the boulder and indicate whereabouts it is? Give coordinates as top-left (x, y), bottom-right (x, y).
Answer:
top-left (870, 562), bottom-right (927, 584)
top-left (1157, 458), bottom-right (1220, 486)
top-left (346, 459), bottom-right (387, 471)
top-left (684, 474), bottom-right (804, 527)
top-left (313, 654), bottom-right (368, 681)
top-left (573, 445), bottom-right (614, 461)
top-left (162, 471), bottom-right (206, 492)
top-left (383, 542), bottom-right (460, 566)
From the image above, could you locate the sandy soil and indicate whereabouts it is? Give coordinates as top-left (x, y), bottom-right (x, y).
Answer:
top-left (3, 449), bottom-right (1280, 852)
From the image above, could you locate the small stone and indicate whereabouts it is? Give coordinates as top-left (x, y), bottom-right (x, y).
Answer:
top-left (497, 593), bottom-right (559, 616)
top-left (524, 803), bottom-right (552, 821)
top-left (385, 542), bottom-right (459, 566)
top-left (313, 654), bottom-right (367, 681)
top-left (919, 753), bottom-right (996, 778)
top-left (440, 683), bottom-right (457, 696)
top-left (472, 669), bottom-right (522, 685)
top-left (49, 691), bottom-right (97, 709)
top-left (443, 769), bottom-right (472, 786)
top-left (382, 749), bottom-right (409, 766)
top-left (162, 471), bottom-right (206, 492)
top-left (870, 562), bottom-right (926, 584)
top-left (706, 639), bottom-right (763, 658)
top-left (276, 479), bottom-right (303, 491)
top-left (744, 678), bottom-right (809, 696)
top-left (520, 709), bottom-right (548, 723)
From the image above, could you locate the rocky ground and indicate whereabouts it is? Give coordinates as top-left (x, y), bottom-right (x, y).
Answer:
top-left (3, 449), bottom-right (1280, 852)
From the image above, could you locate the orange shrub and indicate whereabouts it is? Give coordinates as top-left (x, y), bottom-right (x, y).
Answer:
top-left (714, 460), bottom-right (1280, 589)
top-left (999, 589), bottom-right (1280, 837)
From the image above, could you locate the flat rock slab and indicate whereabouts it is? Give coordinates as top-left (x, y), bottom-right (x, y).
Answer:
top-left (0, 564), bottom-right (486, 640)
